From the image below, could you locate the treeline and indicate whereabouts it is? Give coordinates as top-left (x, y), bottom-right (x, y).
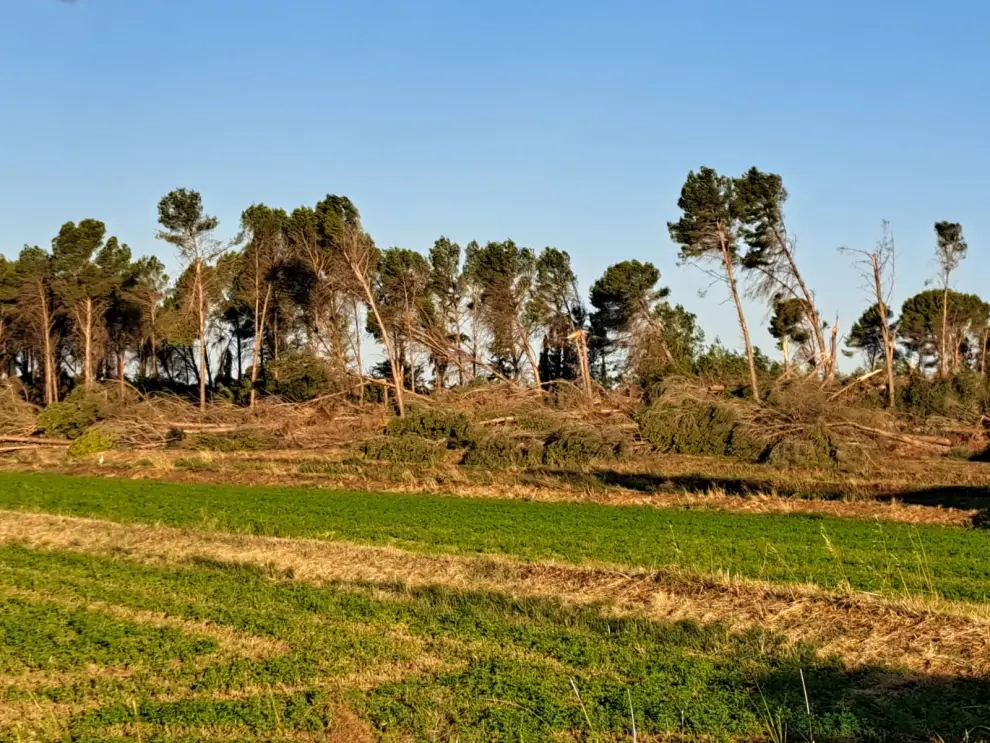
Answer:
top-left (0, 168), bottom-right (983, 414)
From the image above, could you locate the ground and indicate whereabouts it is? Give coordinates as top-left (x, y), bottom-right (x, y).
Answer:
top-left (0, 452), bottom-right (988, 741)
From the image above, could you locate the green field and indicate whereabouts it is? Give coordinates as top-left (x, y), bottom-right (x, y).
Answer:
top-left (1, 545), bottom-right (988, 742)
top-left (0, 472), bottom-right (988, 602)
top-left (1, 472), bottom-right (989, 741)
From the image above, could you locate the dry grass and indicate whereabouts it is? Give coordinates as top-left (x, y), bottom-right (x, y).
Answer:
top-left (2, 510), bottom-right (987, 678)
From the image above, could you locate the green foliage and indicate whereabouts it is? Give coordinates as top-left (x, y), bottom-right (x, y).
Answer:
top-left (268, 351), bottom-right (335, 402)
top-left (639, 402), bottom-right (764, 460)
top-left (541, 428), bottom-right (620, 467)
top-left (460, 435), bottom-right (542, 468)
top-left (386, 407), bottom-right (476, 448)
top-left (763, 424), bottom-right (844, 469)
top-left (165, 427), bottom-right (185, 448)
top-left (846, 303), bottom-right (893, 369)
top-left (3, 542), bottom-right (985, 741)
top-left (67, 429), bottom-right (117, 457)
top-left (36, 389), bottom-right (107, 439)
top-left (3, 471), bottom-right (990, 603)
top-left (362, 435), bottom-right (445, 465)
top-left (900, 371), bottom-right (990, 421)
top-left (768, 297), bottom-right (810, 346)
top-left (0, 597), bottom-right (216, 674)
top-left (193, 429), bottom-right (278, 452)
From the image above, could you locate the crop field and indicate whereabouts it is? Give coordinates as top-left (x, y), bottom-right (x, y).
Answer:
top-left (0, 472), bottom-right (989, 741)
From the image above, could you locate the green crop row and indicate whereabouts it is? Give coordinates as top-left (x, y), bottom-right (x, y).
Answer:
top-left (0, 473), bottom-right (988, 603)
top-left (0, 545), bottom-right (986, 741)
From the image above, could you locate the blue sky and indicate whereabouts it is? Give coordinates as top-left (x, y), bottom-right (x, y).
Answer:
top-left (1, 0), bottom-right (988, 364)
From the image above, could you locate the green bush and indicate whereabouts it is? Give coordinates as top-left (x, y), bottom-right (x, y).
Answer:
top-left (386, 407), bottom-right (477, 448)
top-left (763, 423), bottom-right (863, 471)
top-left (165, 427), bottom-right (185, 448)
top-left (268, 351), bottom-right (336, 402)
top-left (639, 402), bottom-right (763, 459)
top-left (901, 371), bottom-right (990, 421)
top-left (36, 390), bottom-right (107, 439)
top-left (362, 435), bottom-right (445, 465)
top-left (461, 435), bottom-right (541, 468)
top-left (67, 429), bottom-right (117, 457)
top-left (542, 428), bottom-right (620, 467)
top-left (193, 429), bottom-right (278, 452)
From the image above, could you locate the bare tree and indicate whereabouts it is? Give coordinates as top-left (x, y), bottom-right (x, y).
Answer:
top-left (840, 221), bottom-right (898, 407)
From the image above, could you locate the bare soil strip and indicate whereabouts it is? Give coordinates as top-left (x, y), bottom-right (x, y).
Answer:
top-left (1, 510), bottom-right (987, 677)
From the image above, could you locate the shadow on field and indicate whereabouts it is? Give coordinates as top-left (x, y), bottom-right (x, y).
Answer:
top-left (534, 467), bottom-right (849, 500)
top-left (756, 664), bottom-right (990, 742)
top-left (875, 484), bottom-right (990, 511)
top-left (533, 466), bottom-right (990, 516)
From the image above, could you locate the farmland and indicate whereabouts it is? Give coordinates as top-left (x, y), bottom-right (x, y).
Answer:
top-left (1, 469), bottom-right (988, 741)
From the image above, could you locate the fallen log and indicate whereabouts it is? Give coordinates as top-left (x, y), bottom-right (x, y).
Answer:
top-left (0, 436), bottom-right (70, 447)
top-left (840, 423), bottom-right (952, 449)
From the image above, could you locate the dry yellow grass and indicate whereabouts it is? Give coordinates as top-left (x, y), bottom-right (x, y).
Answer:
top-left (1, 510), bottom-right (987, 678)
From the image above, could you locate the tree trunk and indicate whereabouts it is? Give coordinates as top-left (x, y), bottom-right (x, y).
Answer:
top-left (83, 298), bottom-right (94, 389)
top-left (350, 268), bottom-right (404, 416)
top-left (721, 240), bottom-right (760, 402)
top-left (765, 225), bottom-right (830, 378)
top-left (195, 258), bottom-right (207, 411)
top-left (351, 299), bottom-right (365, 400)
top-left (249, 284), bottom-right (271, 409)
top-left (149, 305), bottom-right (159, 379)
top-left (117, 351), bottom-right (125, 400)
top-left (940, 284), bottom-right (950, 378)
top-left (782, 336), bottom-right (791, 374)
top-left (40, 293), bottom-right (57, 405)
top-left (981, 329), bottom-right (988, 375)
top-left (519, 324), bottom-right (542, 388)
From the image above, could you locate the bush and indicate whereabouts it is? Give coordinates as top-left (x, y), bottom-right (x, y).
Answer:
top-left (901, 371), bottom-right (990, 421)
top-left (36, 390), bottom-right (107, 439)
top-left (362, 435), bottom-right (445, 465)
top-left (542, 428), bottom-right (620, 467)
top-left (386, 408), bottom-right (477, 448)
top-left (165, 427), bottom-right (185, 448)
top-left (67, 429), bottom-right (117, 457)
top-left (268, 351), bottom-right (337, 402)
top-left (461, 435), bottom-right (541, 468)
top-left (193, 429), bottom-right (278, 452)
top-left (639, 402), bottom-right (763, 459)
top-left (763, 423), bottom-right (863, 471)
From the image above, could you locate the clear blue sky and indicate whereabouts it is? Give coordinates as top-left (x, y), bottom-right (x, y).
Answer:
top-left (2, 0), bottom-right (988, 364)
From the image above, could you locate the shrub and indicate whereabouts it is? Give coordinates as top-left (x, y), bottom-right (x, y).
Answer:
top-left (67, 429), bottom-right (117, 457)
top-left (762, 423), bottom-right (863, 471)
top-left (638, 401), bottom-right (766, 461)
top-left (386, 408), bottom-right (477, 448)
top-left (268, 351), bottom-right (337, 402)
top-left (461, 435), bottom-right (541, 469)
top-left (165, 427), bottom-right (186, 448)
top-left (361, 435), bottom-right (445, 465)
top-left (193, 429), bottom-right (278, 452)
top-left (36, 390), bottom-right (107, 439)
top-left (542, 428), bottom-right (620, 467)
top-left (901, 371), bottom-right (990, 422)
